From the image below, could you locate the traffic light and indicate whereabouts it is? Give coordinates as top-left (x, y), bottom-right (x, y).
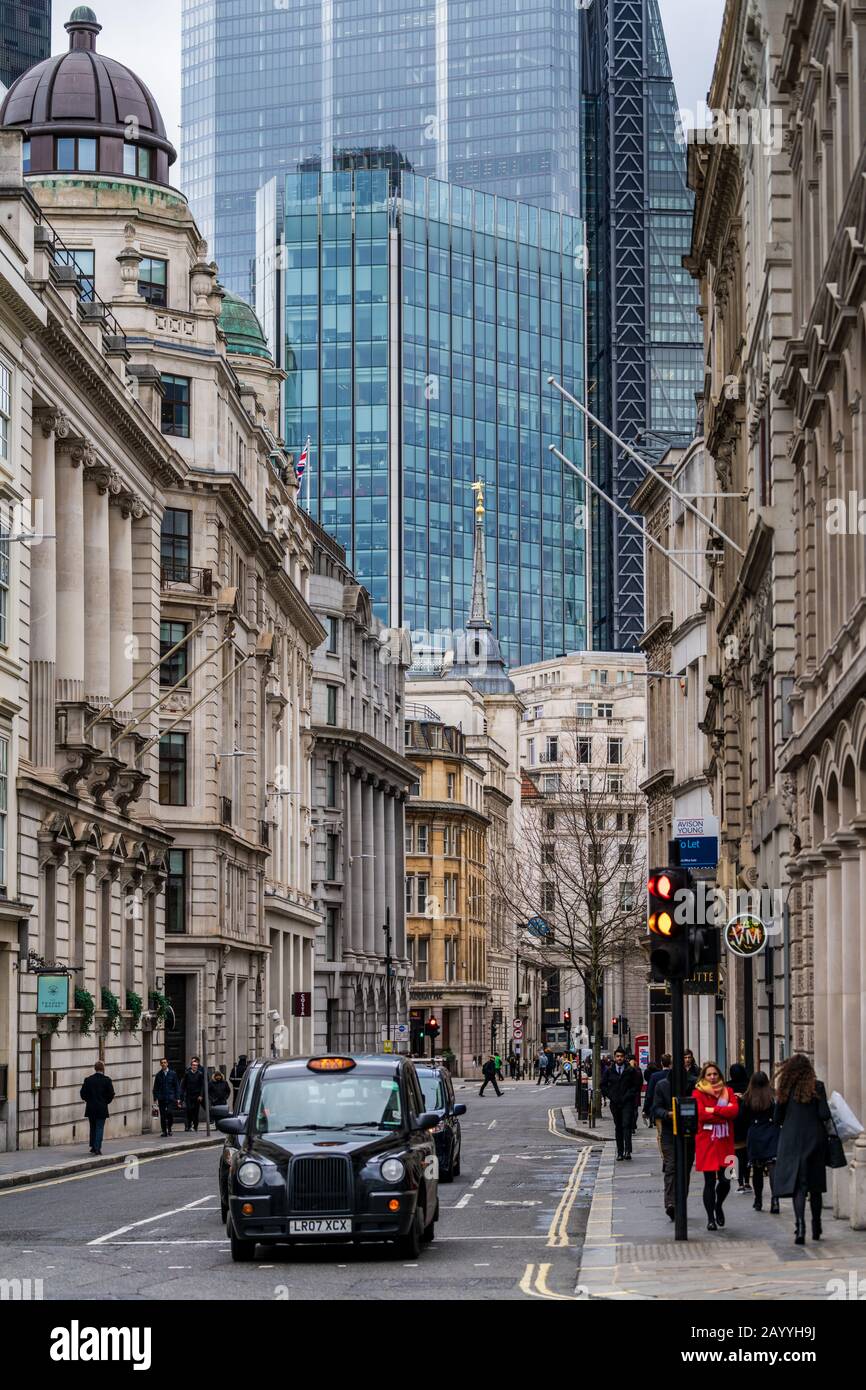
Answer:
top-left (611, 1015), bottom-right (619, 1032)
top-left (563, 1008), bottom-right (571, 1026)
top-left (648, 866), bottom-right (693, 980)
top-left (425, 1015), bottom-right (440, 1038)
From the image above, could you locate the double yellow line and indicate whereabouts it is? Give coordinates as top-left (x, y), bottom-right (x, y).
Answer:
top-left (519, 1262), bottom-right (582, 1300)
top-left (546, 1144), bottom-right (590, 1248)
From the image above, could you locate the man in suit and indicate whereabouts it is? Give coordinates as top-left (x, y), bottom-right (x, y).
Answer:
top-left (80, 1060), bottom-right (115, 1155)
top-left (152, 1057), bottom-right (182, 1136)
top-left (601, 1048), bottom-right (642, 1159)
top-left (181, 1056), bottom-right (206, 1131)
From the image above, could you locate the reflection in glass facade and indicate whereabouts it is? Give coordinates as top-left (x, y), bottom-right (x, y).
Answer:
top-left (0, 0), bottom-right (50, 90)
top-left (182, 0), bottom-right (582, 302)
top-left (257, 170), bottom-right (587, 665)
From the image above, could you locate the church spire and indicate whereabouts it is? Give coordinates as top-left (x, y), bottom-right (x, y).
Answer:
top-left (467, 479), bottom-right (491, 630)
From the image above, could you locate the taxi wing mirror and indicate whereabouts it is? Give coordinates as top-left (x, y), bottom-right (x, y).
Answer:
top-left (210, 1104), bottom-right (231, 1122)
top-left (217, 1115), bottom-right (247, 1135)
top-left (415, 1111), bottom-right (440, 1131)
top-left (453, 1103), bottom-right (467, 1117)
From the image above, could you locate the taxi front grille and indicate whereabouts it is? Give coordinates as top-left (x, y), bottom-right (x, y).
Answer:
top-left (289, 1155), bottom-right (352, 1214)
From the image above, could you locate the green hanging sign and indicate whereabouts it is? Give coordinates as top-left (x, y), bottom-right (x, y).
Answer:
top-left (37, 974), bottom-right (69, 1016)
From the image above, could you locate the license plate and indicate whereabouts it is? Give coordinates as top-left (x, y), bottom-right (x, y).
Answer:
top-left (289, 1218), bottom-right (352, 1235)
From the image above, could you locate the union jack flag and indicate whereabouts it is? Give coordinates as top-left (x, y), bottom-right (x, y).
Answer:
top-left (295, 436), bottom-right (310, 483)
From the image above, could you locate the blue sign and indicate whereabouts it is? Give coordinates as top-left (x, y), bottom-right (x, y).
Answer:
top-left (527, 916), bottom-right (552, 938)
top-left (677, 836), bottom-right (719, 869)
top-left (37, 974), bottom-right (69, 1016)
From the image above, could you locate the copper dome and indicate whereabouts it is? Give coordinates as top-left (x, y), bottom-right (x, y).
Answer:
top-left (0, 8), bottom-right (176, 185)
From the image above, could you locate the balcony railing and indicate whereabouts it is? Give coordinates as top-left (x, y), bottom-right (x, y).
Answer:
top-left (160, 564), bottom-right (213, 595)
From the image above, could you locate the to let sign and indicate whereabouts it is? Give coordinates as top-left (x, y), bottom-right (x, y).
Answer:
top-left (291, 991), bottom-right (312, 1017)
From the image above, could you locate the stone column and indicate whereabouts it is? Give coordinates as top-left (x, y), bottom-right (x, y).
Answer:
top-left (804, 852), bottom-right (828, 1082)
top-left (55, 439), bottom-right (87, 696)
top-left (362, 777), bottom-right (375, 954)
top-left (30, 411), bottom-right (64, 764)
top-left (836, 831), bottom-right (861, 1120)
top-left (374, 780), bottom-right (386, 942)
top-left (350, 769), bottom-right (363, 954)
top-left (82, 463), bottom-right (113, 702)
top-left (854, 817), bottom-right (866, 1130)
top-left (820, 842), bottom-right (843, 1093)
top-left (393, 796), bottom-right (406, 960)
top-left (383, 789), bottom-right (395, 947)
top-left (109, 495), bottom-right (138, 709)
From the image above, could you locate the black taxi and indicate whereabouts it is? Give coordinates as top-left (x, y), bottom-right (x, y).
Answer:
top-left (218, 1054), bottom-right (440, 1262)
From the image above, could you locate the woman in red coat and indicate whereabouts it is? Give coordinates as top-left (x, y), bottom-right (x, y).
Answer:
top-left (693, 1061), bottom-right (739, 1231)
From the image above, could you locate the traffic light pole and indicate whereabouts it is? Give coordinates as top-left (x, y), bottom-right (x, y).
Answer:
top-left (670, 975), bottom-right (689, 1241)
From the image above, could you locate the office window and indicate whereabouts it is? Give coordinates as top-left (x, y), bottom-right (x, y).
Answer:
top-left (534, 705), bottom-right (544, 718)
top-left (161, 374), bottom-right (191, 437)
top-left (596, 814), bottom-right (606, 831)
top-left (620, 881), bottom-right (635, 911)
top-left (405, 823), bottom-right (414, 854)
top-left (22, 141), bottom-right (31, 174)
top-left (577, 738), bottom-right (591, 764)
top-left (410, 778), bottom-right (421, 798)
top-left (542, 882), bottom-right (556, 913)
top-left (327, 615), bottom-right (339, 654)
top-left (326, 685), bottom-right (337, 725)
top-left (56, 248), bottom-right (95, 301)
top-left (416, 824), bottom-right (429, 854)
top-left (597, 703), bottom-right (613, 719)
top-left (159, 732), bottom-right (188, 805)
top-left (447, 773), bottom-right (455, 800)
top-left (607, 774), bottom-right (623, 795)
top-left (414, 936), bottom-right (429, 983)
top-left (139, 257), bottom-right (168, 307)
top-left (444, 937), bottom-right (457, 982)
top-left (545, 736), bottom-right (559, 762)
top-left (0, 734), bottom-right (7, 890)
top-left (543, 774), bottom-right (561, 793)
top-left (166, 849), bottom-right (186, 933)
top-left (160, 508), bottom-right (191, 582)
top-left (0, 521), bottom-right (8, 647)
top-left (576, 702), bottom-right (592, 719)
top-left (608, 738), bottom-right (623, 765)
top-left (56, 136), bottom-right (97, 171)
top-left (326, 833), bottom-right (338, 881)
top-left (619, 846), bottom-right (633, 867)
top-left (326, 760), bottom-right (339, 807)
top-left (542, 843), bottom-right (555, 865)
top-left (405, 875), bottom-right (414, 914)
top-left (0, 359), bottom-right (10, 459)
top-left (444, 875), bottom-right (458, 914)
top-left (326, 906), bottom-right (339, 961)
top-left (123, 142), bottom-right (152, 179)
top-left (417, 875), bottom-right (428, 915)
top-left (527, 736), bottom-right (536, 766)
top-left (546, 810), bottom-right (556, 831)
top-left (160, 620), bottom-right (189, 686)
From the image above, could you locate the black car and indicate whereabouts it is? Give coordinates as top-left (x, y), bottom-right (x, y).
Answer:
top-left (414, 1061), bottom-right (465, 1182)
top-left (217, 1057), bottom-right (265, 1224)
top-left (218, 1054), bottom-right (440, 1262)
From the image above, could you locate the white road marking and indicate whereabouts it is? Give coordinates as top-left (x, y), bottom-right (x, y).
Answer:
top-left (455, 1192), bottom-right (473, 1209)
top-left (99, 1239), bottom-right (229, 1245)
top-left (487, 1120), bottom-right (497, 1129)
top-left (490, 1154), bottom-right (500, 1163)
top-left (88, 1194), bottom-right (212, 1246)
top-left (482, 1165), bottom-right (493, 1175)
top-left (471, 1176), bottom-right (485, 1189)
top-left (485, 1200), bottom-right (542, 1207)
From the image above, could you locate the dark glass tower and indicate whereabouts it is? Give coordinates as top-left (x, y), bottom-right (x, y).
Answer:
top-left (582, 0), bottom-right (702, 650)
top-left (0, 0), bottom-right (51, 90)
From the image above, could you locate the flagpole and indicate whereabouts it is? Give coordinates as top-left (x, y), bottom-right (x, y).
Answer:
top-left (305, 435), bottom-right (311, 512)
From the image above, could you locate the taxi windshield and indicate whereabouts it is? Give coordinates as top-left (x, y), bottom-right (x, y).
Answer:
top-left (255, 1074), bottom-right (403, 1133)
top-left (418, 1076), bottom-right (445, 1111)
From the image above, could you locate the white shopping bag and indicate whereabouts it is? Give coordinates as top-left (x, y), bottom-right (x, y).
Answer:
top-left (829, 1090), bottom-right (864, 1142)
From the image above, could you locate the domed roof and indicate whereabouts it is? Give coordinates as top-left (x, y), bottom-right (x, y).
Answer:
top-left (0, 9), bottom-right (176, 186)
top-left (219, 290), bottom-right (273, 361)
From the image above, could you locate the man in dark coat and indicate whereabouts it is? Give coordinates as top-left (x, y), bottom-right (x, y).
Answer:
top-left (152, 1057), bottom-right (181, 1136)
top-left (479, 1055), bottom-right (502, 1097)
top-left (80, 1060), bottom-right (115, 1155)
top-left (643, 1053), bottom-right (672, 1119)
top-left (652, 1072), bottom-right (695, 1219)
top-left (181, 1057), bottom-right (206, 1131)
top-left (601, 1048), bottom-right (642, 1158)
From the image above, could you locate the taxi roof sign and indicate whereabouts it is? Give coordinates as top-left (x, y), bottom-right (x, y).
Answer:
top-left (307, 1056), bottom-right (356, 1072)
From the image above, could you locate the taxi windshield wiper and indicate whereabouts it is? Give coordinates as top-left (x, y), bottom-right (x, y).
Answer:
top-left (273, 1123), bottom-right (346, 1131)
top-left (338, 1119), bottom-right (393, 1129)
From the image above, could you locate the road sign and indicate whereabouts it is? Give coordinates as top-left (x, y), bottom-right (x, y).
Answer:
top-left (291, 991), bottom-right (311, 1017)
top-left (512, 1019), bottom-right (523, 1039)
top-left (395, 1022), bottom-right (409, 1040)
top-left (724, 914), bottom-right (768, 958)
top-left (526, 915), bottom-right (552, 938)
top-left (382, 1039), bottom-right (393, 1054)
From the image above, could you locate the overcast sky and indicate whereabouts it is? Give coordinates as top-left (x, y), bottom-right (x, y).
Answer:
top-left (52, 0), bottom-right (726, 176)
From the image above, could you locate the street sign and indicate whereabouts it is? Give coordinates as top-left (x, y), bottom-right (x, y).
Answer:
top-left (291, 991), bottom-right (312, 1017)
top-left (512, 1019), bottom-right (523, 1039)
top-left (395, 1022), bottom-right (409, 1040)
top-left (724, 914), bottom-right (768, 958)
top-left (526, 915), bottom-right (552, 938)
top-left (674, 816), bottom-right (719, 869)
top-left (382, 1039), bottom-right (394, 1054)
top-left (36, 974), bottom-right (69, 1016)
top-left (674, 815), bottom-right (719, 838)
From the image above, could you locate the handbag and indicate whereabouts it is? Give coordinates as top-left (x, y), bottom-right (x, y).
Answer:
top-left (829, 1090), bottom-right (864, 1142)
top-left (825, 1109), bottom-right (848, 1170)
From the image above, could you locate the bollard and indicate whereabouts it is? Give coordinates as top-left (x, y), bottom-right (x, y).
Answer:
top-left (850, 1131), bottom-right (866, 1230)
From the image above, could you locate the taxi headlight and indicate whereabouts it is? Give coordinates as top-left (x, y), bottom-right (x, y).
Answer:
top-left (237, 1160), bottom-right (263, 1188)
top-left (381, 1158), bottom-right (405, 1183)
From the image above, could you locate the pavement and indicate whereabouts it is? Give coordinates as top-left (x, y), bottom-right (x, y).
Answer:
top-left (0, 1083), bottom-right (598, 1301)
top-left (575, 1119), bottom-right (866, 1299)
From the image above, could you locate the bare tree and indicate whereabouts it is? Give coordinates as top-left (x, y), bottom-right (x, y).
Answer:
top-left (490, 717), bottom-right (647, 1117)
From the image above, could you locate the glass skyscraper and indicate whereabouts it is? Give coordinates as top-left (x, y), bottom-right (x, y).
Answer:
top-left (182, 0), bottom-right (583, 301)
top-left (257, 169), bottom-right (586, 665)
top-left (0, 0), bottom-right (51, 90)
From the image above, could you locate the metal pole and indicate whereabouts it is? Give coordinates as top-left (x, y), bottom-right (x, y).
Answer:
top-left (671, 976), bottom-right (688, 1241)
top-left (548, 376), bottom-right (745, 556)
top-left (201, 1029), bottom-right (211, 1138)
top-left (383, 907), bottom-right (392, 1044)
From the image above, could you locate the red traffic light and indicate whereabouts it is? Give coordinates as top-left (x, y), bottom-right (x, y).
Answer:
top-left (647, 873), bottom-right (674, 899)
top-left (563, 1009), bottom-right (571, 1024)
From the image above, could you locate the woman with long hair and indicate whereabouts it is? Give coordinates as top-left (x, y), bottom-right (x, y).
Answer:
top-left (741, 1071), bottom-right (779, 1213)
top-left (773, 1053), bottom-right (830, 1244)
top-left (693, 1061), bottom-right (739, 1231)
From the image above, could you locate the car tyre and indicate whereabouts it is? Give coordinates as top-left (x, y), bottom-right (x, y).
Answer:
top-left (453, 1150), bottom-right (461, 1178)
top-left (395, 1203), bottom-right (424, 1259)
top-left (229, 1219), bottom-right (257, 1263)
top-left (220, 1197), bottom-right (229, 1224)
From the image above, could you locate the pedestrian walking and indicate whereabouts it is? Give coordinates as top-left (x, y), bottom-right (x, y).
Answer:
top-left (479, 1055), bottom-right (503, 1097)
top-left (507, 1052), bottom-right (517, 1079)
top-left (629, 1056), bottom-right (642, 1131)
top-left (229, 1054), bottom-right (249, 1091)
top-left (80, 1059), bottom-right (115, 1156)
top-left (773, 1053), bottom-right (831, 1244)
top-left (652, 1068), bottom-right (694, 1220)
top-left (152, 1056), bottom-right (181, 1136)
top-left (683, 1050), bottom-right (699, 1089)
top-left (643, 1052), bottom-right (671, 1120)
top-left (181, 1056), bottom-right (206, 1131)
top-left (208, 1070), bottom-right (231, 1110)
top-left (693, 1060), bottom-right (739, 1231)
top-left (535, 1048), bottom-right (549, 1086)
top-left (601, 1048), bottom-right (641, 1159)
top-left (741, 1071), bottom-right (779, 1213)
top-left (727, 1063), bottom-right (751, 1191)
top-left (494, 1052), bottom-right (503, 1081)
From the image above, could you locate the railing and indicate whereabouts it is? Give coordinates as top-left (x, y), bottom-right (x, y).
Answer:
top-left (405, 703), bottom-right (443, 722)
top-left (34, 211), bottom-right (128, 350)
top-left (160, 564), bottom-right (213, 595)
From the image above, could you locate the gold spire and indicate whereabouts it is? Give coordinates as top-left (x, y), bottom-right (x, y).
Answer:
top-left (470, 478), bottom-right (485, 518)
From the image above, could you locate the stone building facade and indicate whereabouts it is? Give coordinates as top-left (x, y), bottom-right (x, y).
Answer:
top-left (307, 519), bottom-right (416, 1053)
top-left (0, 11), bottom-right (324, 1146)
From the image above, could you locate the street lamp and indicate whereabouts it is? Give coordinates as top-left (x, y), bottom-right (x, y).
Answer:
top-left (382, 906), bottom-right (393, 1046)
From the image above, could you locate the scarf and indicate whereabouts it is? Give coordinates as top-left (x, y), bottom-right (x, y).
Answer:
top-left (696, 1079), bottom-right (730, 1139)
